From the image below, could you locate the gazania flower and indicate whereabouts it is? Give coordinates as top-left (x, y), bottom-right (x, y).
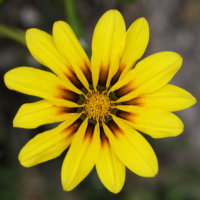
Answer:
top-left (4, 10), bottom-right (196, 193)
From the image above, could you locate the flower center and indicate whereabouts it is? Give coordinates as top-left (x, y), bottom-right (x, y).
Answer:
top-left (84, 91), bottom-right (113, 122)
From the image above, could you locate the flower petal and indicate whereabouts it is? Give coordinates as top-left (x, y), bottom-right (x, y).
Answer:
top-left (14, 100), bottom-right (78, 129)
top-left (26, 28), bottom-right (83, 89)
top-left (112, 17), bottom-right (149, 84)
top-left (96, 127), bottom-right (125, 194)
top-left (123, 84), bottom-right (197, 112)
top-left (103, 116), bottom-right (158, 177)
top-left (4, 67), bottom-right (82, 107)
top-left (62, 120), bottom-right (101, 191)
top-left (116, 105), bottom-right (184, 138)
top-left (110, 52), bottom-right (182, 102)
top-left (19, 114), bottom-right (82, 167)
top-left (91, 10), bottom-right (126, 89)
top-left (53, 21), bottom-right (92, 90)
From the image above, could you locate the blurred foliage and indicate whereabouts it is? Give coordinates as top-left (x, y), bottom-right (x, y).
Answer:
top-left (0, 0), bottom-right (4, 6)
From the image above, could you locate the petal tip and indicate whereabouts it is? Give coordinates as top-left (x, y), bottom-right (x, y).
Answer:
top-left (18, 156), bottom-right (29, 168)
top-left (112, 188), bottom-right (121, 194)
top-left (132, 17), bottom-right (149, 30)
top-left (62, 182), bottom-right (74, 192)
top-left (172, 52), bottom-right (183, 61)
top-left (178, 54), bottom-right (183, 62)
top-left (13, 120), bottom-right (17, 128)
top-left (4, 70), bottom-right (13, 88)
top-left (13, 117), bottom-right (20, 128)
top-left (3, 71), bottom-right (8, 82)
top-left (26, 28), bottom-right (41, 43)
top-left (104, 9), bottom-right (121, 17)
top-left (154, 166), bottom-right (159, 177)
top-left (53, 20), bottom-right (64, 26)
top-left (26, 28), bottom-right (37, 37)
top-left (138, 17), bottom-right (149, 31)
top-left (104, 184), bottom-right (123, 194)
top-left (189, 97), bottom-right (197, 108)
top-left (62, 185), bottom-right (70, 192)
top-left (163, 51), bottom-right (183, 66)
top-left (147, 163), bottom-right (159, 177)
top-left (138, 17), bottom-right (148, 24)
top-left (150, 160), bottom-right (159, 177)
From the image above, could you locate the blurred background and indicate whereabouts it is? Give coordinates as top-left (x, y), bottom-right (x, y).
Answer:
top-left (0, 0), bottom-right (200, 200)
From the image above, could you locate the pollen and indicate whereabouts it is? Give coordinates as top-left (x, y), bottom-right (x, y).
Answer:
top-left (84, 91), bottom-right (114, 122)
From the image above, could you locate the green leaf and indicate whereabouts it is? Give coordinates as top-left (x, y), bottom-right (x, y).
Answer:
top-left (0, 0), bottom-right (4, 5)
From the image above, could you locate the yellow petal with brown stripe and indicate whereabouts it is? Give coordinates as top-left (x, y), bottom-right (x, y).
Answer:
top-left (26, 29), bottom-right (83, 89)
top-left (4, 67), bottom-right (82, 107)
top-left (112, 17), bottom-right (149, 84)
top-left (116, 105), bottom-right (184, 138)
top-left (14, 100), bottom-right (78, 128)
top-left (19, 114), bottom-right (82, 167)
top-left (96, 127), bottom-right (125, 194)
top-left (103, 116), bottom-right (158, 177)
top-left (62, 120), bottom-right (101, 191)
top-left (91, 10), bottom-right (126, 89)
top-left (53, 21), bottom-right (92, 90)
top-left (110, 52), bottom-right (182, 102)
top-left (123, 84), bottom-right (197, 112)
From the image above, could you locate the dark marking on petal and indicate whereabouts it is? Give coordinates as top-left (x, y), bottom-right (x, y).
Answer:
top-left (98, 62), bottom-right (110, 87)
top-left (111, 64), bottom-right (126, 85)
top-left (115, 80), bottom-right (135, 98)
top-left (65, 67), bottom-right (83, 89)
top-left (116, 110), bottom-right (137, 124)
top-left (57, 107), bottom-right (78, 115)
top-left (107, 120), bottom-right (123, 138)
top-left (122, 97), bottom-right (143, 106)
top-left (84, 123), bottom-right (95, 141)
top-left (81, 61), bottom-right (92, 84)
top-left (62, 118), bottom-right (83, 139)
top-left (100, 127), bottom-right (109, 147)
top-left (57, 87), bottom-right (79, 102)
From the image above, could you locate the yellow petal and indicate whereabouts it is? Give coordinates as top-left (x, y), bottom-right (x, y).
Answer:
top-left (96, 127), bottom-right (125, 194)
top-left (116, 105), bottom-right (184, 138)
top-left (26, 28), bottom-right (83, 89)
top-left (123, 84), bottom-right (197, 112)
top-left (62, 120), bottom-right (101, 191)
top-left (53, 21), bottom-right (91, 90)
top-left (91, 10), bottom-right (126, 89)
top-left (112, 17), bottom-right (149, 84)
top-left (103, 116), bottom-right (158, 177)
top-left (14, 100), bottom-right (78, 129)
top-left (110, 52), bottom-right (182, 102)
top-left (4, 67), bottom-right (82, 107)
top-left (19, 114), bottom-right (82, 167)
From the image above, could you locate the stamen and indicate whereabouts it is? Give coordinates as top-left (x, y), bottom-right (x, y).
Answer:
top-left (84, 91), bottom-right (114, 121)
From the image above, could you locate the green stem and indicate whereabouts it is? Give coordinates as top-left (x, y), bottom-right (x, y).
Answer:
top-left (0, 24), bottom-right (26, 46)
top-left (64, 0), bottom-right (83, 39)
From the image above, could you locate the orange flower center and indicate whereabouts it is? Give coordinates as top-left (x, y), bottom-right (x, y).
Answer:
top-left (84, 91), bottom-right (113, 121)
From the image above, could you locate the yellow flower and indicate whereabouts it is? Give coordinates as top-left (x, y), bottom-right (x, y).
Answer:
top-left (4, 10), bottom-right (196, 193)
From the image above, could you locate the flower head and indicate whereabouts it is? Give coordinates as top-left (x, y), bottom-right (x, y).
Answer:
top-left (4, 10), bottom-right (196, 193)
